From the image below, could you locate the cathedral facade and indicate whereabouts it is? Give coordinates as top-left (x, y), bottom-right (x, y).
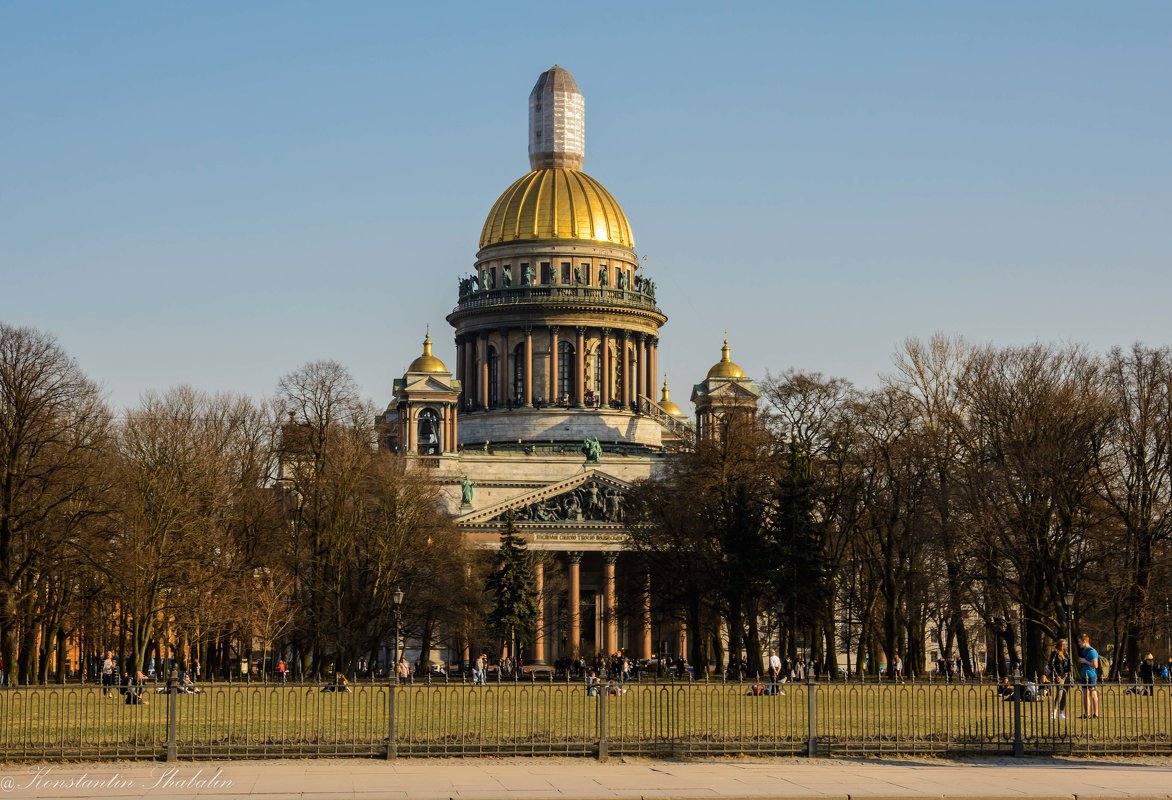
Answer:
top-left (383, 66), bottom-right (757, 666)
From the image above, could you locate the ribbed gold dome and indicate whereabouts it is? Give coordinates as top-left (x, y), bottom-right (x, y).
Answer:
top-left (707, 339), bottom-right (746, 380)
top-left (659, 378), bottom-right (688, 418)
top-left (407, 334), bottom-right (448, 374)
top-left (480, 168), bottom-right (634, 250)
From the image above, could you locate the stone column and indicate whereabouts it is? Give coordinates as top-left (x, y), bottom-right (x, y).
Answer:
top-left (600, 328), bottom-right (611, 407)
top-left (523, 325), bottom-right (533, 407)
top-left (621, 332), bottom-right (631, 409)
top-left (641, 572), bottom-right (653, 660)
top-left (678, 621), bottom-right (688, 661)
top-left (534, 559), bottom-right (545, 664)
top-left (574, 327), bottom-right (586, 407)
top-left (478, 334), bottom-right (489, 410)
top-left (604, 553), bottom-right (618, 655)
top-left (463, 336), bottom-right (474, 410)
top-left (568, 552), bottom-right (582, 659)
top-left (406, 407), bottom-right (416, 453)
top-left (549, 326), bottom-right (559, 403)
top-left (456, 337), bottom-right (466, 408)
top-left (635, 334), bottom-right (645, 411)
top-left (649, 338), bottom-right (658, 405)
top-left (499, 329), bottom-right (510, 407)
top-left (449, 402), bottom-right (457, 451)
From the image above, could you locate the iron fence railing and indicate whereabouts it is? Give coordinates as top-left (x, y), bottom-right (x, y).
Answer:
top-left (1, 678), bottom-right (1169, 762)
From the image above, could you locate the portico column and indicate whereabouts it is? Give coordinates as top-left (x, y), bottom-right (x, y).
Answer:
top-left (478, 334), bottom-right (489, 410)
top-left (600, 328), bottom-right (611, 407)
top-left (523, 325), bottom-right (533, 407)
top-left (568, 552), bottom-right (582, 659)
top-left (534, 560), bottom-right (545, 664)
top-left (549, 326), bottom-right (559, 403)
top-left (621, 332), bottom-right (631, 409)
top-left (641, 572), bottom-right (653, 660)
top-left (406, 407), bottom-right (415, 453)
top-left (574, 327), bottom-right (586, 407)
top-left (604, 553), bottom-right (618, 655)
top-left (635, 334), bottom-right (645, 411)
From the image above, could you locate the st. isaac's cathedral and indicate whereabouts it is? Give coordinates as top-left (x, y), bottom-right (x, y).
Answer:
top-left (383, 66), bottom-right (761, 666)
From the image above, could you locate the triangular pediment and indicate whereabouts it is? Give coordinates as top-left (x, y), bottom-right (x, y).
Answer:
top-left (457, 469), bottom-right (633, 527)
top-left (703, 380), bottom-right (760, 400)
top-left (400, 375), bottom-right (459, 394)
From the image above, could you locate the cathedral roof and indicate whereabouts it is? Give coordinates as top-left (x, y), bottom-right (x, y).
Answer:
top-left (479, 168), bottom-right (634, 250)
top-left (407, 333), bottom-right (448, 374)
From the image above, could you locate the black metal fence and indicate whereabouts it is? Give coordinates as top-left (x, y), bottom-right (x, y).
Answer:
top-left (1, 679), bottom-right (1169, 762)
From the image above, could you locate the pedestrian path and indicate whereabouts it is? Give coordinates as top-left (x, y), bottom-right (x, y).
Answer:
top-left (3, 756), bottom-right (1171, 800)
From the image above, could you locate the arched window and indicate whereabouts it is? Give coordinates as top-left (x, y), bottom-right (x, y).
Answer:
top-left (558, 340), bottom-right (575, 403)
top-left (417, 408), bottom-right (441, 455)
top-left (513, 343), bottom-right (525, 404)
top-left (487, 347), bottom-right (500, 408)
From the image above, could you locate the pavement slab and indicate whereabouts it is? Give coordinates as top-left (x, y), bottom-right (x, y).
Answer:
top-left (2, 757), bottom-right (1172, 800)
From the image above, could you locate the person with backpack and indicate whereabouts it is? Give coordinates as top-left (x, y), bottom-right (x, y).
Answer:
top-left (1077, 633), bottom-right (1100, 719)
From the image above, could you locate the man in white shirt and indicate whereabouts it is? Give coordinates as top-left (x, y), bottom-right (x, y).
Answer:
top-left (768, 651), bottom-right (782, 687)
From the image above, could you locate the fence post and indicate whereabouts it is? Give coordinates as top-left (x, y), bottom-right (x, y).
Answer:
top-left (386, 680), bottom-right (397, 760)
top-left (598, 681), bottom-right (608, 761)
top-left (1012, 682), bottom-right (1024, 757)
top-left (807, 674), bottom-right (818, 757)
top-left (165, 685), bottom-right (178, 762)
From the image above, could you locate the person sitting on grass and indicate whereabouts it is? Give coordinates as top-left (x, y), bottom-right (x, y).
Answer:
top-left (124, 671), bottom-right (148, 705)
top-left (321, 672), bottom-right (352, 693)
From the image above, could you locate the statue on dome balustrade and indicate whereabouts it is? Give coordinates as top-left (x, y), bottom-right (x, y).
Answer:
top-left (598, 265), bottom-right (609, 287)
top-left (522, 264), bottom-right (535, 285)
top-left (502, 265), bottom-right (512, 288)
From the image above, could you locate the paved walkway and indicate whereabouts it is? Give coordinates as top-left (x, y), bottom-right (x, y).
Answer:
top-left (3, 757), bottom-right (1172, 800)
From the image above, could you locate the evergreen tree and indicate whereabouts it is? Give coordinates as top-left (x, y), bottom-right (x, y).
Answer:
top-left (485, 511), bottom-right (537, 658)
top-left (770, 442), bottom-right (831, 660)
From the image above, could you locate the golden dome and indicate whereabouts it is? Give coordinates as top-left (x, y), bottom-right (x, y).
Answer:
top-left (480, 168), bottom-right (634, 250)
top-left (707, 338), bottom-right (746, 380)
top-left (659, 378), bottom-right (688, 418)
top-left (407, 333), bottom-right (448, 374)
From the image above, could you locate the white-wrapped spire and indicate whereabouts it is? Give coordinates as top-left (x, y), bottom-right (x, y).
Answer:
top-left (528, 65), bottom-right (584, 170)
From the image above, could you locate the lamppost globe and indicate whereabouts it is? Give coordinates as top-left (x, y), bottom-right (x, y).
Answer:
top-left (393, 588), bottom-right (404, 607)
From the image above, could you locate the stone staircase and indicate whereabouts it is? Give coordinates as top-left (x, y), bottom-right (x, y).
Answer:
top-left (639, 397), bottom-right (695, 449)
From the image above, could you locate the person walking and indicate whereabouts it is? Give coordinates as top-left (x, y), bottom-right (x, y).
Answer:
top-left (1137, 653), bottom-right (1156, 696)
top-left (101, 652), bottom-right (116, 697)
top-left (1077, 633), bottom-right (1100, 719)
top-left (1048, 638), bottom-right (1071, 720)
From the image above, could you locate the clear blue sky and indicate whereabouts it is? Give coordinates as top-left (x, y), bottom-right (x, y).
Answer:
top-left (3, 2), bottom-right (1169, 412)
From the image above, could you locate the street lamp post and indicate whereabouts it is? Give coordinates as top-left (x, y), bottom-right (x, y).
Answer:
top-left (392, 588), bottom-right (405, 682)
top-left (1064, 592), bottom-right (1076, 663)
top-left (387, 587), bottom-right (405, 761)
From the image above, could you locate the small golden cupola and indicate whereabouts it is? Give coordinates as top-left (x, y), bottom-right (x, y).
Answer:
top-left (658, 377), bottom-right (688, 419)
top-left (706, 338), bottom-right (746, 380)
top-left (407, 333), bottom-right (448, 374)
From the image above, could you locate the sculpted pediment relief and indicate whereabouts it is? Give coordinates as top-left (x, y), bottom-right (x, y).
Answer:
top-left (502, 478), bottom-right (627, 524)
top-left (458, 469), bottom-right (632, 527)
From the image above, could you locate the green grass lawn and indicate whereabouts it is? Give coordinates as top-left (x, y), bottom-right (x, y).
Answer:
top-left (1, 681), bottom-right (1169, 759)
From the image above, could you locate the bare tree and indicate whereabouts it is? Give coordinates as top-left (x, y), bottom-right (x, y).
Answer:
top-left (0, 323), bottom-right (109, 685)
top-left (1094, 344), bottom-right (1172, 673)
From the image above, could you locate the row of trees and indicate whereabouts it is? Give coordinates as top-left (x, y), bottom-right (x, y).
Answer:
top-left (629, 338), bottom-right (1172, 680)
top-left (0, 323), bottom-right (479, 686)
